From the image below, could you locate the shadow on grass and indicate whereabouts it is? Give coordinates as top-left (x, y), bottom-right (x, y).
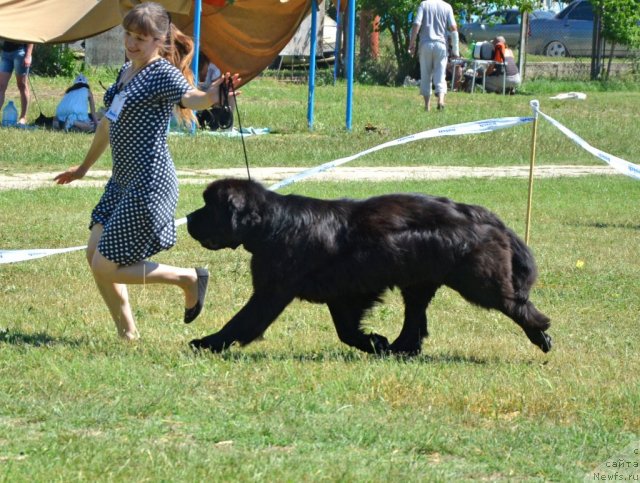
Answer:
top-left (571, 222), bottom-right (640, 231)
top-left (0, 329), bottom-right (83, 348)
top-left (195, 347), bottom-right (490, 365)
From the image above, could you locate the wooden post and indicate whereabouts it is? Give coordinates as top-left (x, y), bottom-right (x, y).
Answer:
top-left (525, 102), bottom-right (540, 245)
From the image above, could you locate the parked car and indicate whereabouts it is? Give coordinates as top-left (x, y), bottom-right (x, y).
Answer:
top-left (527, 0), bottom-right (635, 57)
top-left (459, 8), bottom-right (554, 48)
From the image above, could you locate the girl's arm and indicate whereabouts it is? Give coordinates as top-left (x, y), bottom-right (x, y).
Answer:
top-left (54, 117), bottom-right (110, 184)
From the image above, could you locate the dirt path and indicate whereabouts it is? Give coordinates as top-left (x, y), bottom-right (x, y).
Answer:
top-left (0, 165), bottom-right (619, 191)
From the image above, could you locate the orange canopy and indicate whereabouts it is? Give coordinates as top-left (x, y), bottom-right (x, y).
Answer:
top-left (0, 0), bottom-right (314, 84)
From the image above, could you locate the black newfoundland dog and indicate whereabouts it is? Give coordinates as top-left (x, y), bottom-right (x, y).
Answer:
top-left (186, 178), bottom-right (551, 355)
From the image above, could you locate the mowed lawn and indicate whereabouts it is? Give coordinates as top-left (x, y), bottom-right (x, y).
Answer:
top-left (1, 74), bottom-right (639, 480)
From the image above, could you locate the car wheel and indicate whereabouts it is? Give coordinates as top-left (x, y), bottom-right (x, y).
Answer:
top-left (544, 41), bottom-right (568, 57)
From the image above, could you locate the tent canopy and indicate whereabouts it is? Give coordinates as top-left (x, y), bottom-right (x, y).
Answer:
top-left (0, 0), bottom-right (314, 84)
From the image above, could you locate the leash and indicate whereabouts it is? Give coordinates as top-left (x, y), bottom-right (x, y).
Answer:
top-left (26, 69), bottom-right (45, 118)
top-left (222, 77), bottom-right (251, 181)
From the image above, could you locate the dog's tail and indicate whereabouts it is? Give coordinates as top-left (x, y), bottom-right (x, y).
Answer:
top-left (508, 229), bottom-right (538, 303)
top-left (470, 205), bottom-right (539, 302)
top-left (507, 230), bottom-right (551, 331)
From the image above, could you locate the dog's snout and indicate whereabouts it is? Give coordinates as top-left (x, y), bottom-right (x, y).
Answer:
top-left (185, 211), bottom-right (197, 238)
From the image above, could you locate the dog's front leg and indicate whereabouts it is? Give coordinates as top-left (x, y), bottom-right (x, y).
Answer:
top-left (190, 290), bottom-right (294, 353)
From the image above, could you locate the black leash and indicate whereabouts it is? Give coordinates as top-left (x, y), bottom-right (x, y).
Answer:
top-left (221, 77), bottom-right (251, 181)
top-left (26, 70), bottom-right (45, 117)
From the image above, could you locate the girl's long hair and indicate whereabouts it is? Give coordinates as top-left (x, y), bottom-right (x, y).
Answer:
top-left (123, 2), bottom-right (195, 125)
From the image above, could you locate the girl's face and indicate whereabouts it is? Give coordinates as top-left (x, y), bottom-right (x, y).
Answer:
top-left (124, 30), bottom-right (161, 65)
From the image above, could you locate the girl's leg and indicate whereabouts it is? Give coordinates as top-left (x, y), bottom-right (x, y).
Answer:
top-left (0, 71), bottom-right (12, 110)
top-left (15, 73), bottom-right (29, 124)
top-left (87, 225), bottom-right (138, 339)
top-left (90, 253), bottom-right (199, 309)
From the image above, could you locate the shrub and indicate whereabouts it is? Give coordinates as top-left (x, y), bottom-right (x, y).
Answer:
top-left (31, 44), bottom-right (77, 77)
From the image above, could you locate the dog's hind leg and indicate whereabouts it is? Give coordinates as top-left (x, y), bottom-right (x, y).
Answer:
top-left (447, 263), bottom-right (552, 353)
top-left (389, 283), bottom-right (440, 356)
top-left (327, 294), bottom-right (389, 354)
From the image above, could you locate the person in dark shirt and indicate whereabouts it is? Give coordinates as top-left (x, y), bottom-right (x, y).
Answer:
top-left (0, 41), bottom-right (34, 124)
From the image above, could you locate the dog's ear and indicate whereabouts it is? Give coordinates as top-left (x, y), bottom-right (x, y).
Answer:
top-left (228, 190), bottom-right (262, 231)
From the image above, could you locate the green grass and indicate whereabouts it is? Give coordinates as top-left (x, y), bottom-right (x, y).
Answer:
top-left (1, 73), bottom-right (639, 173)
top-left (1, 176), bottom-right (639, 481)
top-left (1, 76), bottom-right (639, 480)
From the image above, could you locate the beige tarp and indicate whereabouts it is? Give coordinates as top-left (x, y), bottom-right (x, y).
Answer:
top-left (0, 0), bottom-right (313, 84)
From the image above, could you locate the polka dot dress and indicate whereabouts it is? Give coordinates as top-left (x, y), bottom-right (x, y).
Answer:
top-left (91, 59), bottom-right (191, 266)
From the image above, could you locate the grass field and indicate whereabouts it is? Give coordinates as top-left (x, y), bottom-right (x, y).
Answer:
top-left (1, 74), bottom-right (639, 481)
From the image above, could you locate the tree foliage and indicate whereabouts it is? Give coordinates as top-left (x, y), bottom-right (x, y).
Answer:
top-left (31, 44), bottom-right (77, 77)
top-left (593, 0), bottom-right (640, 48)
top-left (591, 0), bottom-right (640, 79)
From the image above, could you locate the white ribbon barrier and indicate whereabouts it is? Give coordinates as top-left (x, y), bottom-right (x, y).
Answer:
top-left (172, 116), bottom-right (534, 228)
top-left (268, 116), bottom-right (533, 191)
top-left (531, 101), bottom-right (640, 181)
top-left (0, 246), bottom-right (87, 264)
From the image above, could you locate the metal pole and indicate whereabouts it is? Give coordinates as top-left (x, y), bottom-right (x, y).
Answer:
top-left (191, 0), bottom-right (202, 85)
top-left (525, 102), bottom-right (540, 245)
top-left (307, 0), bottom-right (318, 130)
top-left (345, 0), bottom-right (355, 131)
top-left (190, 0), bottom-right (202, 135)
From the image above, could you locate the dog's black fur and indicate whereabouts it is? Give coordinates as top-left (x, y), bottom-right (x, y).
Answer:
top-left (186, 178), bottom-right (552, 355)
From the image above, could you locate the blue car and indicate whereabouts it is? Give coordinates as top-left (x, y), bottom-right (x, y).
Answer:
top-left (528, 0), bottom-right (635, 57)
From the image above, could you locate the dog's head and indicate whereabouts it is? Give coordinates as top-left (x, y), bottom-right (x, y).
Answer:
top-left (187, 178), bottom-right (266, 250)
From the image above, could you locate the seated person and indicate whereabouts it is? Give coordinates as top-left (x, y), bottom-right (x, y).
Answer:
top-left (483, 36), bottom-right (521, 94)
top-left (55, 74), bottom-right (97, 132)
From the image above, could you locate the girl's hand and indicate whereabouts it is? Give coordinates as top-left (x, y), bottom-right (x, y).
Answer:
top-left (207, 72), bottom-right (242, 106)
top-left (54, 165), bottom-right (88, 185)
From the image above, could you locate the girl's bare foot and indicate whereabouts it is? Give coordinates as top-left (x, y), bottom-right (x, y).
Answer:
top-left (120, 330), bottom-right (140, 341)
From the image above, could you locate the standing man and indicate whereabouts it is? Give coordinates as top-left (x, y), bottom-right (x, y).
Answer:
top-left (409, 0), bottom-right (459, 111)
top-left (0, 41), bottom-right (34, 125)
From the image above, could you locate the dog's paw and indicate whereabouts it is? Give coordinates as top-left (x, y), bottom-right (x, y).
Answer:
top-left (189, 335), bottom-right (229, 353)
top-left (189, 338), bottom-right (210, 353)
top-left (538, 331), bottom-right (553, 353)
top-left (525, 329), bottom-right (553, 353)
top-left (370, 333), bottom-right (390, 355)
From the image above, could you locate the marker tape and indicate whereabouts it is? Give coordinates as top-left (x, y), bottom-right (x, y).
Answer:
top-left (5, 110), bottom-right (636, 265)
top-left (0, 246), bottom-right (87, 264)
top-left (530, 101), bottom-right (640, 181)
top-left (174, 116), bottom-right (533, 227)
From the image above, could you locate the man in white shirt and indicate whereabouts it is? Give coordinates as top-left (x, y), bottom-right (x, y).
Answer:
top-left (408, 0), bottom-right (459, 111)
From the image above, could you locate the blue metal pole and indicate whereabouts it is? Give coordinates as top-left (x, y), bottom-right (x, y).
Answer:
top-left (190, 0), bottom-right (202, 134)
top-left (307, 0), bottom-right (318, 130)
top-left (192, 0), bottom-right (202, 80)
top-left (333, 0), bottom-right (341, 84)
top-left (345, 0), bottom-right (355, 131)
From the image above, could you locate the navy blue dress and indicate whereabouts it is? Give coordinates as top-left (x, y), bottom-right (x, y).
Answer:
top-left (91, 59), bottom-right (191, 266)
